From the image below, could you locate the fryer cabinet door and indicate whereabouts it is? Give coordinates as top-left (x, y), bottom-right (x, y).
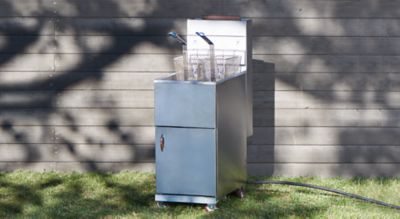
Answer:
top-left (156, 127), bottom-right (216, 197)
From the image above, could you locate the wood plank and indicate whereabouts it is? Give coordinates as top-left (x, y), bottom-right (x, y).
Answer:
top-left (252, 127), bottom-right (400, 145)
top-left (3, 89), bottom-right (398, 110)
top-left (2, 161), bottom-right (399, 176)
top-left (248, 145), bottom-right (400, 163)
top-left (0, 36), bottom-right (55, 54)
top-left (55, 18), bottom-right (186, 36)
top-left (0, 108), bottom-right (154, 126)
top-left (223, 0), bottom-right (400, 18)
top-left (7, 141), bottom-right (399, 164)
top-left (66, 72), bottom-right (166, 90)
top-left (248, 163), bottom-right (400, 177)
top-left (6, 123), bottom-right (400, 146)
top-left (54, 126), bottom-right (154, 145)
top-left (3, 107), bottom-right (400, 128)
top-left (0, 142), bottom-right (154, 162)
top-left (0, 162), bottom-right (154, 172)
top-left (55, 35), bottom-right (178, 54)
top-left (0, 90), bottom-right (153, 109)
top-left (0, 144), bottom-right (55, 161)
top-left (58, 35), bottom-right (381, 55)
top-left (24, 143), bottom-right (400, 164)
top-left (0, 0), bottom-right (54, 17)
top-left (254, 109), bottom-right (400, 127)
top-left (54, 18), bottom-right (400, 37)
top-left (54, 0), bottom-right (222, 18)
top-left (55, 144), bottom-right (154, 162)
top-left (0, 72), bottom-right (167, 91)
top-left (254, 72), bottom-right (400, 92)
top-left (53, 162), bottom-right (154, 172)
top-left (252, 18), bottom-right (400, 37)
top-left (253, 54), bottom-right (400, 73)
top-left (56, 90), bottom-right (154, 108)
top-left (10, 35), bottom-right (400, 56)
top-left (254, 90), bottom-right (400, 109)
top-left (0, 71), bottom-right (164, 90)
top-left (253, 36), bottom-right (400, 55)
top-left (0, 162), bottom-right (56, 171)
top-left (0, 18), bottom-right (54, 35)
top-left (0, 72), bottom-right (50, 86)
top-left (0, 126), bottom-right (54, 144)
top-left (55, 54), bottom-right (174, 72)
top-left (0, 90), bottom-right (58, 109)
top-left (0, 54), bottom-right (54, 71)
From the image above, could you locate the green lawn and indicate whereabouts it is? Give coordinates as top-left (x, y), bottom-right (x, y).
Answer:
top-left (0, 171), bottom-right (399, 218)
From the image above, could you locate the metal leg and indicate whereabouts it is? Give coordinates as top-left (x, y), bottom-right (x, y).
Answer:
top-left (234, 187), bottom-right (245, 199)
top-left (156, 201), bottom-right (168, 208)
top-left (205, 204), bottom-right (218, 212)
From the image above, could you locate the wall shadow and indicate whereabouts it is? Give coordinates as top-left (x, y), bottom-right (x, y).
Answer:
top-left (0, 0), bottom-right (182, 171)
top-left (1, 0), bottom-right (400, 176)
top-left (239, 0), bottom-right (400, 176)
top-left (250, 59), bottom-right (275, 175)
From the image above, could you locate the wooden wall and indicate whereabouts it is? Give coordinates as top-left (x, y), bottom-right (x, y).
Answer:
top-left (1, 0), bottom-right (400, 176)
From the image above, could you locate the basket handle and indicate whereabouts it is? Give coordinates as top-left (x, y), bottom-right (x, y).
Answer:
top-left (196, 32), bottom-right (214, 45)
top-left (168, 32), bottom-right (187, 45)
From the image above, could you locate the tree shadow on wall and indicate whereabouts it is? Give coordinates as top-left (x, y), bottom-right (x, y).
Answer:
top-left (238, 0), bottom-right (400, 176)
top-left (1, 0), bottom-right (399, 177)
top-left (0, 0), bottom-right (220, 171)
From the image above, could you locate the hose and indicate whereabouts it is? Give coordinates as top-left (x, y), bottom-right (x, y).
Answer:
top-left (248, 180), bottom-right (400, 210)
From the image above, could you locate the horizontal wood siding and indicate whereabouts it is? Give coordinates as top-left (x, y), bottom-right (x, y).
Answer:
top-left (1, 0), bottom-right (400, 176)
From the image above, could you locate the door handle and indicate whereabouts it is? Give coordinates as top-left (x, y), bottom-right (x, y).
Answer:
top-left (160, 134), bottom-right (165, 152)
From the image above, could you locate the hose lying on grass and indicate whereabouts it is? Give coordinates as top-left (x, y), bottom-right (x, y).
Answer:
top-left (248, 180), bottom-right (400, 210)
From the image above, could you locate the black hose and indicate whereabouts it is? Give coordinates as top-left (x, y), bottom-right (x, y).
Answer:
top-left (248, 180), bottom-right (400, 210)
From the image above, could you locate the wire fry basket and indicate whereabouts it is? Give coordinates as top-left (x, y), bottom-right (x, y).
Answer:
top-left (173, 49), bottom-right (243, 82)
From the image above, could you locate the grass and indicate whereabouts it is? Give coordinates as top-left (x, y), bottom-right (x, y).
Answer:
top-left (0, 172), bottom-right (399, 218)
